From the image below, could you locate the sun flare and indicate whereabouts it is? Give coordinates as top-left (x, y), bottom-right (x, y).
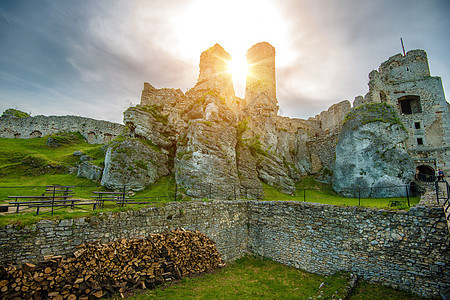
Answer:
top-left (227, 56), bottom-right (249, 83)
top-left (162, 0), bottom-right (295, 97)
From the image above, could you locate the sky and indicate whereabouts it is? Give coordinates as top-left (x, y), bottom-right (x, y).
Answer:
top-left (0, 0), bottom-right (449, 124)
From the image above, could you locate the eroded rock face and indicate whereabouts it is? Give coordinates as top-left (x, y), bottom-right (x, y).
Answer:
top-left (332, 104), bottom-right (415, 197)
top-left (175, 92), bottom-right (240, 198)
top-left (123, 105), bottom-right (175, 151)
top-left (77, 162), bottom-right (102, 181)
top-left (101, 138), bottom-right (169, 190)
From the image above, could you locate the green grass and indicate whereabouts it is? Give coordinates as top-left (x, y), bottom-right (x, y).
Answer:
top-left (0, 135), bottom-right (104, 177)
top-left (0, 175), bottom-right (100, 201)
top-left (0, 175), bottom-right (179, 228)
top-left (350, 280), bottom-right (423, 300)
top-left (2, 108), bottom-right (30, 118)
top-left (127, 255), bottom-right (325, 299)
top-left (121, 255), bottom-right (424, 300)
top-left (133, 175), bottom-right (177, 201)
top-left (261, 177), bottom-right (420, 209)
top-left (0, 202), bottom-right (150, 228)
top-left (0, 135), bottom-right (420, 227)
top-left (0, 135), bottom-right (106, 206)
top-left (0, 174), bottom-right (419, 228)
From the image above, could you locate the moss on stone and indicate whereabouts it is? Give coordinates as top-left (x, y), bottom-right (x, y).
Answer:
top-left (47, 132), bottom-right (86, 147)
top-left (136, 104), bottom-right (168, 124)
top-left (343, 103), bottom-right (406, 131)
top-left (1, 108), bottom-right (30, 118)
top-left (247, 135), bottom-right (268, 157)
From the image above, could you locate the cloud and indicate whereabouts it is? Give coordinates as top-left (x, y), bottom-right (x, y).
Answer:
top-left (0, 0), bottom-right (448, 123)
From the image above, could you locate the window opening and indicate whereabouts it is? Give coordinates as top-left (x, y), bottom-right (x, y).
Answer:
top-left (398, 95), bottom-right (422, 114)
top-left (414, 122), bottom-right (421, 129)
top-left (417, 138), bottom-right (423, 145)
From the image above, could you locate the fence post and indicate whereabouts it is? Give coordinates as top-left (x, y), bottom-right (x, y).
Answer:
top-left (209, 183), bottom-right (212, 199)
top-left (174, 184), bottom-right (177, 201)
top-left (234, 183), bottom-right (236, 200)
top-left (51, 185), bottom-right (56, 215)
top-left (435, 181), bottom-right (440, 205)
top-left (122, 184), bottom-right (126, 207)
top-left (303, 189), bottom-right (306, 202)
top-left (405, 185), bottom-right (410, 207)
top-left (358, 188), bottom-right (361, 206)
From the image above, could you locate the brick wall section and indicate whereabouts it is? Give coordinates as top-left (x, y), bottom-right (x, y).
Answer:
top-left (1, 201), bottom-right (448, 297)
top-left (248, 201), bottom-right (449, 298)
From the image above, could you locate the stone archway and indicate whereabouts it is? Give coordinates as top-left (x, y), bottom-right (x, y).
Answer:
top-left (416, 165), bottom-right (435, 182)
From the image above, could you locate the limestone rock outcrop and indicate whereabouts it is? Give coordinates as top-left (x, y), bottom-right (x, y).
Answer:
top-left (105, 42), bottom-right (351, 196)
top-left (77, 162), bottom-right (103, 181)
top-left (175, 90), bottom-right (240, 198)
top-left (101, 138), bottom-right (169, 190)
top-left (332, 103), bottom-right (415, 197)
top-left (123, 104), bottom-right (175, 151)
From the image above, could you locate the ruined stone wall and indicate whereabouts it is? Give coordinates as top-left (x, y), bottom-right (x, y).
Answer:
top-left (248, 201), bottom-right (449, 298)
top-left (307, 133), bottom-right (339, 173)
top-left (0, 201), bottom-right (249, 265)
top-left (378, 49), bottom-right (430, 82)
top-left (364, 50), bottom-right (450, 176)
top-left (140, 82), bottom-right (184, 108)
top-left (1, 201), bottom-right (448, 297)
top-left (244, 42), bottom-right (278, 114)
top-left (0, 115), bottom-right (124, 144)
top-left (312, 100), bottom-right (351, 133)
top-left (189, 44), bottom-right (237, 110)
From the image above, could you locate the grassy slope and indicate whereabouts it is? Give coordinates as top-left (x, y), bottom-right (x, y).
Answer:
top-left (0, 136), bottom-right (419, 227)
top-left (124, 255), bottom-right (423, 300)
top-left (0, 135), bottom-right (104, 201)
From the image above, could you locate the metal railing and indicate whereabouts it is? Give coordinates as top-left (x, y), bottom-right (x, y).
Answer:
top-left (435, 180), bottom-right (450, 220)
top-left (0, 182), bottom-right (423, 209)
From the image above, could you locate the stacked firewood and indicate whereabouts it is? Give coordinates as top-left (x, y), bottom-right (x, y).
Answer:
top-left (0, 228), bottom-right (225, 299)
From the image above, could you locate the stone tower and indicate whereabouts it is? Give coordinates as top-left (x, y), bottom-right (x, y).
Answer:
top-left (189, 43), bottom-right (235, 102)
top-left (244, 42), bottom-right (278, 114)
top-left (363, 49), bottom-right (450, 177)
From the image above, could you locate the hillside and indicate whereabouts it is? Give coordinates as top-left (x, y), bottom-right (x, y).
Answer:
top-left (0, 133), bottom-right (104, 200)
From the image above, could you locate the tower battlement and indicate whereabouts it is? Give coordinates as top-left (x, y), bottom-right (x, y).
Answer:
top-left (377, 49), bottom-right (430, 82)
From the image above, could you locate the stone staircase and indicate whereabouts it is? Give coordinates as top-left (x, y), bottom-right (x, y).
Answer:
top-left (418, 181), bottom-right (450, 232)
top-left (435, 180), bottom-right (450, 232)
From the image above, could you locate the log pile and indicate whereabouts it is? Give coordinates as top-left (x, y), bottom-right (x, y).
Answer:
top-left (0, 228), bottom-right (224, 299)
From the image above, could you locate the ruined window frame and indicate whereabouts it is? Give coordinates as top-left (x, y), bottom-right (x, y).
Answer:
top-left (397, 95), bottom-right (422, 115)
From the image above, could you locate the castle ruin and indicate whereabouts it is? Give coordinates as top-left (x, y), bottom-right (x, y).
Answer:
top-left (108, 42), bottom-right (448, 196)
top-left (360, 50), bottom-right (450, 180)
top-left (1, 43), bottom-right (448, 195)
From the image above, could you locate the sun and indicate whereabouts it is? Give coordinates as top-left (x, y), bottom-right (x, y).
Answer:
top-left (227, 55), bottom-right (249, 84)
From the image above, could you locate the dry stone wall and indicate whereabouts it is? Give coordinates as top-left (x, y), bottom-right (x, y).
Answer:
top-left (248, 201), bottom-right (449, 298)
top-left (0, 115), bottom-right (124, 144)
top-left (0, 201), bottom-right (248, 265)
top-left (0, 201), bottom-right (448, 298)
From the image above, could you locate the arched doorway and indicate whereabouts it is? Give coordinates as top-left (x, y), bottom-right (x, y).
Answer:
top-left (416, 165), bottom-right (435, 182)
